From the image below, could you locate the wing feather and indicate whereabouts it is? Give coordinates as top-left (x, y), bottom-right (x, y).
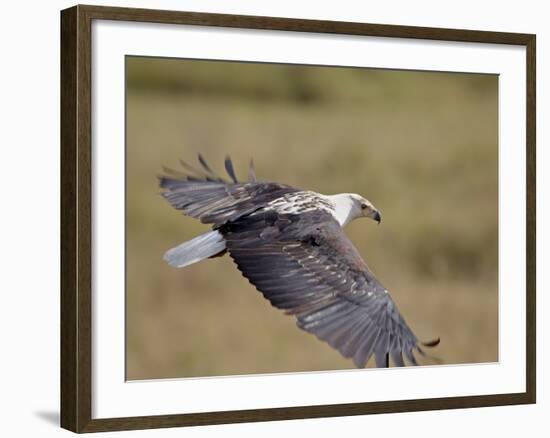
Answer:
top-left (197, 153), bottom-right (215, 175)
top-left (159, 157), bottom-right (298, 225)
top-left (248, 159), bottom-right (257, 182)
top-left (224, 156), bottom-right (238, 183)
top-left (221, 209), bottom-right (429, 368)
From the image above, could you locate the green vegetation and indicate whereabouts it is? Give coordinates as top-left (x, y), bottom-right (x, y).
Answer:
top-left (125, 57), bottom-right (498, 379)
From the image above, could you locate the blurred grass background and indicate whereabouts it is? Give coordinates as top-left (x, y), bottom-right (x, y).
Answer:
top-left (125, 56), bottom-right (498, 380)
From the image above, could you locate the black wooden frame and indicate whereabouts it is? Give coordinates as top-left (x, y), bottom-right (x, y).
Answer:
top-left (60, 4), bottom-right (536, 433)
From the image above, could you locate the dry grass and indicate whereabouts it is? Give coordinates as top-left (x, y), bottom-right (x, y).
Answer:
top-left (125, 58), bottom-right (498, 379)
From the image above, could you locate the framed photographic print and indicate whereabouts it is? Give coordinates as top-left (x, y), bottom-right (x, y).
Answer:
top-left (60, 4), bottom-right (536, 433)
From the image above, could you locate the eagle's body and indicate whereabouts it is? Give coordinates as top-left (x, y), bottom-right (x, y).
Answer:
top-left (160, 155), bottom-right (438, 368)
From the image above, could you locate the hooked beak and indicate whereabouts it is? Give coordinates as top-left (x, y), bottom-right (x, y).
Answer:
top-left (372, 210), bottom-right (382, 224)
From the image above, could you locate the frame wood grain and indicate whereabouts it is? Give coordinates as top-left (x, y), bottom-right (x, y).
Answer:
top-left (60, 4), bottom-right (536, 433)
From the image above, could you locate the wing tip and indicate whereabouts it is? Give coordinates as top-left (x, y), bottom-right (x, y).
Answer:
top-left (421, 337), bottom-right (441, 348)
top-left (161, 154), bottom-right (259, 186)
top-left (224, 155), bottom-right (238, 183)
top-left (415, 337), bottom-right (442, 364)
top-left (248, 159), bottom-right (257, 182)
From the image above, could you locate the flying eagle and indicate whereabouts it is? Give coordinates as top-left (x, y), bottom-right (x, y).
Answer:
top-left (159, 155), bottom-right (439, 368)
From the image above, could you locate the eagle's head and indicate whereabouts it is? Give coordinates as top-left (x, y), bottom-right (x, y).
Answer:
top-left (349, 194), bottom-right (382, 224)
top-left (327, 193), bottom-right (381, 227)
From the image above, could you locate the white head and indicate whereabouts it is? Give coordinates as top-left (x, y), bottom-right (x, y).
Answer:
top-left (325, 193), bottom-right (381, 227)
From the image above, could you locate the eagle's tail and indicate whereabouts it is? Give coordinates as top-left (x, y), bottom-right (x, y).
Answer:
top-left (163, 230), bottom-right (226, 268)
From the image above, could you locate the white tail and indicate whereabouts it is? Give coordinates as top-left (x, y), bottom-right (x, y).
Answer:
top-left (164, 230), bottom-right (226, 268)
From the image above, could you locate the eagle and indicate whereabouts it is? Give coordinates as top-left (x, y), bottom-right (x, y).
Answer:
top-left (159, 155), bottom-right (439, 368)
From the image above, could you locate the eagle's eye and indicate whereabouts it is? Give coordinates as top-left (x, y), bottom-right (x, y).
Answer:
top-left (361, 204), bottom-right (368, 210)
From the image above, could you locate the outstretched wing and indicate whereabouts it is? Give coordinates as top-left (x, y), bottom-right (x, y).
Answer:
top-left (221, 209), bottom-right (430, 367)
top-left (159, 155), bottom-right (298, 226)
